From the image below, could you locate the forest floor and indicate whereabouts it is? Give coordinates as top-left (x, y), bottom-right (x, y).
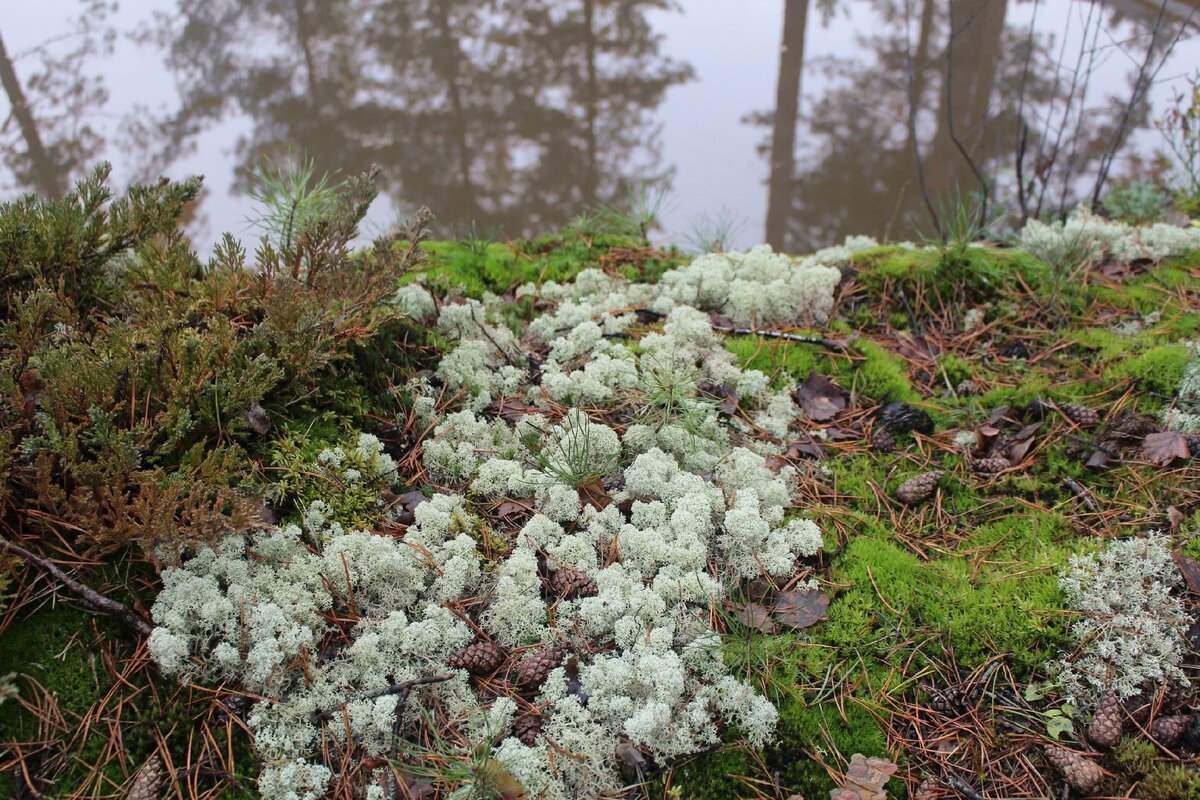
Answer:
top-left (2, 195), bottom-right (1200, 800)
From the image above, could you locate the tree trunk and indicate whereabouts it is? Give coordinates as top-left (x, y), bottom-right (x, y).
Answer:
top-left (765, 0), bottom-right (810, 250)
top-left (581, 0), bottom-right (599, 203)
top-left (924, 0), bottom-right (1008, 204)
top-left (0, 29), bottom-right (63, 197)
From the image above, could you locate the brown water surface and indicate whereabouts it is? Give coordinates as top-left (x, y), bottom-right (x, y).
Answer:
top-left (1, 1), bottom-right (1197, 250)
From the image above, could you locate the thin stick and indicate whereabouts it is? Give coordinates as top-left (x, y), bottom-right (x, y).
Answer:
top-left (310, 673), bottom-right (453, 725)
top-left (0, 538), bottom-right (154, 636)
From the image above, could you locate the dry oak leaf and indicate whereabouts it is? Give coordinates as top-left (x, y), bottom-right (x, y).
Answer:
top-left (1143, 431), bottom-right (1190, 466)
top-left (774, 587), bottom-right (830, 630)
top-left (829, 753), bottom-right (898, 800)
top-left (797, 371), bottom-right (848, 422)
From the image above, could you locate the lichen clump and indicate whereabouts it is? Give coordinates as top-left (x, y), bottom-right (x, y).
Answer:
top-left (147, 243), bottom-right (843, 800)
top-left (1049, 534), bottom-right (1192, 707)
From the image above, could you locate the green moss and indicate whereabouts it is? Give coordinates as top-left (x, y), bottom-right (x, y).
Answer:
top-left (723, 337), bottom-right (918, 403)
top-left (1139, 764), bottom-right (1200, 800)
top-left (666, 747), bottom-right (759, 798)
top-left (1111, 736), bottom-right (1157, 776)
top-left (1103, 342), bottom-right (1190, 402)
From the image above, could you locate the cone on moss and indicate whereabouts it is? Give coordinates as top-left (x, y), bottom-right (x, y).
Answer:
top-left (913, 776), bottom-right (939, 800)
top-left (514, 712), bottom-right (543, 745)
top-left (969, 456), bottom-right (1010, 477)
top-left (1149, 714), bottom-right (1190, 748)
top-left (895, 471), bottom-right (943, 505)
top-left (515, 646), bottom-right (567, 690)
top-left (548, 568), bottom-right (597, 599)
top-left (870, 429), bottom-right (895, 453)
top-left (447, 641), bottom-right (507, 676)
top-left (128, 753), bottom-right (165, 800)
top-left (1044, 745), bottom-right (1104, 795)
top-left (1059, 402), bottom-right (1101, 428)
top-left (1088, 693), bottom-right (1123, 749)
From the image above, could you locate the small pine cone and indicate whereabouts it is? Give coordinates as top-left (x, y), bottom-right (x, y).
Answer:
top-left (1149, 714), bottom-right (1190, 748)
top-left (984, 432), bottom-right (1013, 460)
top-left (955, 379), bottom-right (979, 396)
top-left (548, 568), bottom-right (597, 599)
top-left (895, 471), bottom-right (943, 505)
top-left (871, 428), bottom-right (896, 453)
top-left (1105, 410), bottom-right (1158, 441)
top-left (970, 456), bottom-right (1010, 476)
top-left (514, 712), bottom-right (543, 745)
top-left (515, 646), bottom-right (567, 691)
top-left (1088, 694), bottom-right (1123, 749)
top-left (447, 641), bottom-right (507, 676)
top-left (1183, 712), bottom-right (1200, 750)
top-left (878, 401), bottom-right (934, 435)
top-left (1059, 402), bottom-right (1101, 428)
top-left (930, 687), bottom-right (966, 715)
top-left (1187, 435), bottom-right (1200, 459)
top-left (913, 776), bottom-right (939, 800)
top-left (1043, 745), bottom-right (1104, 795)
top-left (128, 754), bottom-right (165, 800)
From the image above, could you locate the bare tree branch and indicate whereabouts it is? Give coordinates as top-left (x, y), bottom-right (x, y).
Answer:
top-left (0, 538), bottom-right (154, 636)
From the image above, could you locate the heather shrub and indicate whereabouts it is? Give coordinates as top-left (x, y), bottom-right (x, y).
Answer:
top-left (0, 163), bottom-right (431, 555)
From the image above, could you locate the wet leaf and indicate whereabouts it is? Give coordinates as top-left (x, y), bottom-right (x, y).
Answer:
top-left (488, 398), bottom-right (550, 424)
top-left (797, 371), bottom-right (848, 422)
top-left (785, 438), bottom-right (825, 460)
top-left (616, 742), bottom-right (647, 785)
top-left (1168, 505), bottom-right (1185, 533)
top-left (1008, 437), bottom-right (1035, 465)
top-left (774, 587), bottom-right (829, 629)
top-left (577, 479), bottom-right (612, 511)
top-left (734, 602), bottom-right (777, 633)
top-left (764, 454), bottom-right (789, 474)
top-left (1142, 431), bottom-right (1190, 466)
top-left (1172, 551), bottom-right (1200, 595)
top-left (496, 500), bottom-right (530, 519)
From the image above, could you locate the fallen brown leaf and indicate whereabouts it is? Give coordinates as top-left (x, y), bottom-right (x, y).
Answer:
top-left (774, 587), bottom-right (830, 630)
top-left (1172, 551), bottom-right (1200, 595)
top-left (797, 371), bottom-right (848, 422)
top-left (1142, 431), bottom-right (1190, 467)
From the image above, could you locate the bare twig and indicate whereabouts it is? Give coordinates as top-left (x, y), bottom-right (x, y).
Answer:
top-left (310, 673), bottom-right (454, 725)
top-left (0, 538), bottom-right (154, 636)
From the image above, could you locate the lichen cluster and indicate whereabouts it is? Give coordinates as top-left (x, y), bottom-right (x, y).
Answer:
top-left (147, 243), bottom-right (849, 799)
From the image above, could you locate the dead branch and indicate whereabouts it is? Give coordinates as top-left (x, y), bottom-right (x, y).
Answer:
top-left (310, 673), bottom-right (453, 725)
top-left (0, 538), bottom-right (154, 636)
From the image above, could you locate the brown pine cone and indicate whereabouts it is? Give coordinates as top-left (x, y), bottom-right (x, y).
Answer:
top-left (930, 687), bottom-right (967, 715)
top-left (1043, 745), bottom-right (1104, 795)
top-left (895, 471), bottom-right (944, 505)
top-left (514, 712), bottom-right (543, 745)
top-left (1088, 694), bottom-right (1123, 749)
top-left (1059, 402), bottom-right (1101, 428)
top-left (1149, 714), bottom-right (1190, 748)
top-left (871, 428), bottom-right (896, 453)
top-left (970, 456), bottom-right (1010, 476)
top-left (128, 753), bottom-right (165, 800)
top-left (447, 641), bottom-right (507, 676)
top-left (983, 432), bottom-right (1013, 460)
top-left (1184, 712), bottom-right (1200, 750)
top-left (913, 776), bottom-right (939, 800)
top-left (1104, 410), bottom-right (1158, 441)
top-left (878, 401), bottom-right (934, 435)
top-left (548, 568), bottom-right (598, 599)
top-left (515, 646), bottom-right (567, 691)
top-left (1187, 435), bottom-right (1200, 459)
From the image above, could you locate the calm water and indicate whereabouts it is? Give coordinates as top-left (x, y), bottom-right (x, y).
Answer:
top-left (2, 1), bottom-right (1198, 251)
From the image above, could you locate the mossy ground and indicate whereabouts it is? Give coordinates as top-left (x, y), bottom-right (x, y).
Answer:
top-left (4, 229), bottom-right (1199, 798)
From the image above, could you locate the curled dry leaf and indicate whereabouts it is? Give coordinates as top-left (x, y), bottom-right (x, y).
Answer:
top-left (830, 753), bottom-right (898, 800)
top-left (1142, 430), bottom-right (1190, 467)
top-left (734, 602), bottom-right (777, 633)
top-left (1172, 550), bottom-right (1200, 595)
